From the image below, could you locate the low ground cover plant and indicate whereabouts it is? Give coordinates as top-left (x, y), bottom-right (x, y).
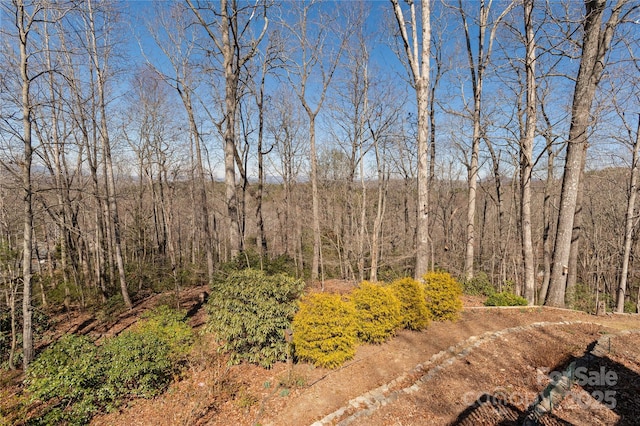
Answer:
top-left (484, 291), bottom-right (529, 306)
top-left (24, 306), bottom-right (193, 425)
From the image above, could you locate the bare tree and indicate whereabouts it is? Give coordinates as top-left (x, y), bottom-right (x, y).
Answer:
top-left (283, 0), bottom-right (347, 283)
top-left (266, 88), bottom-right (307, 273)
top-left (390, 0), bottom-right (431, 279)
top-left (546, 0), bottom-right (631, 307)
top-left (520, 0), bottom-right (537, 304)
top-left (187, 0), bottom-right (268, 259)
top-left (10, 0), bottom-right (42, 368)
top-left (456, 0), bottom-right (514, 281)
top-left (616, 113), bottom-right (640, 312)
top-left (82, 0), bottom-right (132, 309)
top-left (144, 3), bottom-right (216, 282)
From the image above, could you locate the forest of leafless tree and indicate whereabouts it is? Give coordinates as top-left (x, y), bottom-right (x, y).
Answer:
top-left (0, 0), bottom-right (638, 368)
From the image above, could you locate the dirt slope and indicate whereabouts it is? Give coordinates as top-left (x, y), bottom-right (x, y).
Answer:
top-left (90, 305), bottom-right (640, 426)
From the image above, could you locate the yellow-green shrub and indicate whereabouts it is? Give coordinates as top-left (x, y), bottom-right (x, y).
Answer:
top-left (352, 281), bottom-right (402, 343)
top-left (422, 271), bottom-right (463, 321)
top-left (389, 277), bottom-right (431, 330)
top-left (292, 293), bottom-right (357, 369)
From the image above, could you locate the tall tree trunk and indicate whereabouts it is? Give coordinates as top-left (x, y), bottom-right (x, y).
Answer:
top-left (370, 134), bottom-right (388, 282)
top-left (538, 103), bottom-right (557, 304)
top-left (221, 0), bottom-right (241, 258)
top-left (391, 0), bottom-right (431, 279)
top-left (521, 0), bottom-right (537, 304)
top-left (309, 116), bottom-right (323, 283)
top-left (86, 0), bottom-right (132, 309)
top-left (546, 0), bottom-right (626, 307)
top-left (617, 114), bottom-right (640, 312)
top-left (17, 0), bottom-right (35, 368)
top-left (565, 154), bottom-right (586, 305)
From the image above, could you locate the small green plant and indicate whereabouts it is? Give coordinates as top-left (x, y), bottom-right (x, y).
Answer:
top-left (351, 281), bottom-right (402, 343)
top-left (137, 305), bottom-right (194, 363)
top-left (25, 334), bottom-right (102, 425)
top-left (292, 293), bottom-right (358, 368)
top-left (567, 282), bottom-right (596, 312)
top-left (422, 271), bottom-right (463, 321)
top-left (485, 292), bottom-right (529, 306)
top-left (462, 271), bottom-right (495, 296)
top-left (206, 268), bottom-right (305, 368)
top-left (25, 306), bottom-right (193, 425)
top-left (624, 300), bottom-right (637, 314)
top-left (389, 277), bottom-right (431, 330)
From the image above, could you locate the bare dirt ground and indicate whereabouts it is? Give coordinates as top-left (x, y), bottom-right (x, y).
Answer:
top-left (91, 289), bottom-right (640, 426)
top-left (3, 284), bottom-right (639, 426)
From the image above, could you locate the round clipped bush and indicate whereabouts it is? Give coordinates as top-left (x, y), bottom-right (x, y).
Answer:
top-left (485, 291), bottom-right (529, 307)
top-left (389, 277), bottom-right (431, 330)
top-left (422, 271), bottom-right (463, 321)
top-left (292, 293), bottom-right (358, 368)
top-left (351, 281), bottom-right (402, 343)
top-left (206, 268), bottom-right (305, 368)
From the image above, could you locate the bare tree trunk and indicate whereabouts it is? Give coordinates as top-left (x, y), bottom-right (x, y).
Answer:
top-left (16, 0), bottom-right (36, 368)
top-left (86, 0), bottom-right (132, 309)
top-left (521, 0), bottom-right (537, 304)
top-left (8, 281), bottom-right (18, 370)
top-left (187, 0), bottom-right (267, 261)
top-left (538, 102), bottom-right (558, 304)
top-left (546, 0), bottom-right (626, 307)
top-left (285, 1), bottom-right (344, 283)
top-left (220, 0), bottom-right (241, 258)
top-left (617, 114), bottom-right (640, 312)
top-left (370, 134), bottom-right (388, 282)
top-left (391, 0), bottom-right (431, 279)
top-left (457, 0), bottom-right (514, 281)
top-left (484, 140), bottom-right (507, 284)
top-left (309, 117), bottom-right (323, 283)
top-left (566, 154), bottom-right (586, 305)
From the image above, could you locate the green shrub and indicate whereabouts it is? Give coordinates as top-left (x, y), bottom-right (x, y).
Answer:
top-left (567, 282), bottom-right (596, 312)
top-left (138, 305), bottom-right (194, 363)
top-left (292, 293), bottom-right (358, 368)
top-left (462, 271), bottom-right (495, 296)
top-left (484, 291), bottom-right (529, 307)
top-left (624, 300), bottom-right (637, 314)
top-left (25, 334), bottom-right (102, 425)
top-left (422, 271), bottom-right (463, 321)
top-left (25, 306), bottom-right (193, 425)
top-left (351, 281), bottom-right (402, 343)
top-left (206, 268), bottom-right (304, 368)
top-left (389, 277), bottom-right (431, 330)
top-left (99, 330), bottom-right (173, 406)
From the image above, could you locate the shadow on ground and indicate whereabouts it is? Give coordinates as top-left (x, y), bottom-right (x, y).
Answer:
top-left (450, 335), bottom-right (640, 426)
